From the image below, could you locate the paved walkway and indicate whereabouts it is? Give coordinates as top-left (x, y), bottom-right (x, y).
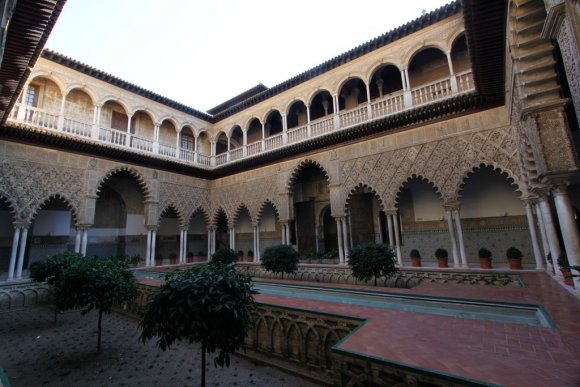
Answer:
top-left (252, 271), bottom-right (580, 387)
top-left (0, 306), bottom-right (319, 387)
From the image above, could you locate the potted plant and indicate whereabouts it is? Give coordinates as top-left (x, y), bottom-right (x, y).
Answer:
top-left (169, 252), bottom-right (178, 265)
top-left (237, 250), bottom-right (245, 262)
top-left (326, 249), bottom-right (339, 264)
top-left (315, 251), bottom-right (324, 264)
top-left (435, 248), bottom-right (448, 268)
top-left (557, 253), bottom-right (575, 287)
top-left (506, 247), bottom-right (523, 270)
top-left (128, 254), bottom-right (143, 267)
top-left (186, 251), bottom-right (194, 263)
top-left (247, 250), bottom-right (254, 263)
top-left (410, 249), bottom-right (421, 267)
top-left (195, 251), bottom-right (205, 262)
top-left (155, 255), bottom-right (163, 266)
top-left (478, 248), bottom-right (492, 269)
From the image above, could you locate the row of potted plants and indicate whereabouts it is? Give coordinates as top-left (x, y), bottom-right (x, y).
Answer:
top-left (409, 246), bottom-right (525, 269)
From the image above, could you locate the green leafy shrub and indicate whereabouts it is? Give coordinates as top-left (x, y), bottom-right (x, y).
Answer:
top-left (211, 248), bottom-right (237, 265)
top-left (410, 249), bottom-right (421, 259)
top-left (261, 244), bottom-right (299, 279)
top-left (347, 243), bottom-right (398, 286)
top-left (506, 247), bottom-right (523, 260)
top-left (435, 248), bottom-right (448, 259)
top-left (139, 264), bottom-right (257, 387)
top-left (30, 252), bottom-right (83, 284)
top-left (478, 248), bottom-right (492, 259)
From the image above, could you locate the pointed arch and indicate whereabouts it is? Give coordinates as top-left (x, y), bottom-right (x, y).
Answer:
top-left (29, 193), bottom-right (80, 225)
top-left (94, 166), bottom-right (151, 200)
top-left (455, 163), bottom-right (522, 203)
top-left (232, 203), bottom-right (253, 226)
top-left (256, 200), bottom-right (279, 223)
top-left (394, 174), bottom-right (443, 207)
top-left (186, 206), bottom-right (211, 228)
top-left (345, 183), bottom-right (386, 212)
top-left (0, 192), bottom-right (16, 222)
top-left (211, 206), bottom-right (230, 228)
top-left (158, 203), bottom-right (186, 229)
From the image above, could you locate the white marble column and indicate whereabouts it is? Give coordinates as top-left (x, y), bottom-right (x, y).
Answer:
top-left (445, 210), bottom-right (460, 268)
top-left (538, 197), bottom-right (563, 276)
top-left (523, 200), bottom-right (543, 270)
top-left (74, 228), bottom-right (82, 253)
top-left (387, 214), bottom-right (394, 247)
top-left (553, 185), bottom-right (580, 286)
top-left (336, 217), bottom-right (345, 264)
top-left (150, 229), bottom-right (157, 263)
top-left (229, 227), bottom-right (235, 250)
top-left (146, 230), bottom-right (152, 266)
top-left (7, 227), bottom-right (21, 281)
top-left (281, 223), bottom-right (287, 244)
top-left (535, 203), bottom-right (551, 271)
top-left (256, 225), bottom-right (261, 263)
top-left (179, 230), bottom-right (185, 263)
top-left (452, 209), bottom-right (467, 267)
top-left (391, 212), bottom-right (403, 266)
top-left (80, 228), bottom-right (88, 256)
top-left (207, 228), bottom-right (212, 260)
top-left (286, 221), bottom-right (291, 245)
top-left (341, 217), bottom-right (350, 260)
top-left (16, 227), bottom-right (29, 279)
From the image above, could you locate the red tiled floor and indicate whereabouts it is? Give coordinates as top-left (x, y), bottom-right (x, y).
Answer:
top-left (137, 270), bottom-right (580, 386)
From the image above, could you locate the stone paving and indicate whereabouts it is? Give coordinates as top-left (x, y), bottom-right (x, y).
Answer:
top-left (0, 306), bottom-right (319, 387)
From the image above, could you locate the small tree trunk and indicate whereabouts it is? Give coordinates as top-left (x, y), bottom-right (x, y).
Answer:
top-left (97, 309), bottom-right (103, 353)
top-left (201, 343), bottom-right (206, 387)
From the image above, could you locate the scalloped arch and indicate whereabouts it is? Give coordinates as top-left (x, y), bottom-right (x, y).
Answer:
top-left (456, 163), bottom-right (522, 201)
top-left (94, 166), bottom-right (151, 200)
top-left (232, 203), bottom-right (254, 226)
top-left (0, 192), bottom-right (17, 222)
top-left (187, 206), bottom-right (211, 228)
top-left (158, 203), bottom-right (187, 229)
top-left (29, 193), bottom-right (81, 226)
top-left (345, 183), bottom-right (386, 212)
top-left (286, 158), bottom-right (332, 192)
top-left (393, 175), bottom-right (443, 207)
top-left (256, 200), bottom-right (280, 222)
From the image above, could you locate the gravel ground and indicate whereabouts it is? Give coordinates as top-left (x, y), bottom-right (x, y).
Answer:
top-left (0, 306), bottom-right (319, 387)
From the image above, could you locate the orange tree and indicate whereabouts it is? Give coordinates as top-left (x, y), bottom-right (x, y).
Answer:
top-left (139, 264), bottom-right (257, 387)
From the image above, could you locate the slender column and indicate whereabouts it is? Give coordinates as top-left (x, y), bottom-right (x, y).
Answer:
top-left (254, 224), bottom-right (262, 262)
top-left (16, 227), bottom-right (29, 279)
top-left (538, 197), bottom-right (562, 269)
top-left (207, 229), bottom-right (212, 260)
top-left (523, 200), bottom-right (543, 270)
top-left (80, 228), bottom-right (88, 256)
top-left (74, 228), bottom-right (82, 253)
top-left (341, 218), bottom-right (350, 260)
top-left (281, 113), bottom-right (288, 144)
top-left (445, 210), bottom-right (460, 268)
top-left (7, 227), bottom-right (21, 281)
top-left (58, 95), bottom-right (66, 130)
top-left (125, 115), bottom-right (133, 147)
top-left (252, 227), bottom-right (257, 258)
top-left (535, 203), bottom-right (551, 270)
top-left (452, 209), bottom-right (468, 267)
top-left (446, 52), bottom-right (458, 93)
top-left (281, 223), bottom-right (287, 244)
top-left (347, 215), bottom-right (353, 249)
top-left (403, 68), bottom-right (412, 108)
top-left (285, 221), bottom-right (291, 245)
top-left (151, 229), bottom-right (157, 263)
top-left (91, 104), bottom-right (101, 139)
top-left (400, 69), bottom-right (407, 91)
top-left (145, 230), bottom-right (152, 266)
top-left (392, 213), bottom-right (402, 266)
top-left (553, 185), bottom-right (580, 286)
top-left (306, 106), bottom-right (312, 137)
top-left (377, 214), bottom-right (383, 243)
top-left (178, 230), bottom-right (184, 263)
top-left (229, 227), bottom-right (235, 250)
top-left (387, 214), bottom-right (394, 246)
top-left (336, 218), bottom-right (345, 264)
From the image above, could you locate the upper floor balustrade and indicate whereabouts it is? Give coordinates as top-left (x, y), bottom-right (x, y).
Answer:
top-left (8, 69), bottom-right (474, 168)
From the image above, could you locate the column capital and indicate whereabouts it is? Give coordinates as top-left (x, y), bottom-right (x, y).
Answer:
top-left (384, 208), bottom-right (398, 216)
top-left (520, 195), bottom-right (539, 206)
top-left (443, 201), bottom-right (460, 211)
top-left (13, 221), bottom-right (30, 229)
top-left (146, 225), bottom-right (158, 232)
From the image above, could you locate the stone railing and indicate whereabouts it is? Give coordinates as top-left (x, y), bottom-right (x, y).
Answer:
top-left (0, 281), bottom-right (52, 310)
top-left (8, 71), bottom-right (475, 169)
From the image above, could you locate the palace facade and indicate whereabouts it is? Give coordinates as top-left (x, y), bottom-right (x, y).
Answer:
top-left (1, 0), bottom-right (579, 289)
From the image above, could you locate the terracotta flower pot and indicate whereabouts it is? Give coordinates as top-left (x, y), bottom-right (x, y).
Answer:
top-left (508, 258), bottom-right (522, 270)
top-left (479, 257), bottom-right (492, 269)
top-left (561, 268), bottom-right (575, 287)
top-left (411, 257), bottom-right (421, 267)
top-left (437, 257), bottom-right (448, 268)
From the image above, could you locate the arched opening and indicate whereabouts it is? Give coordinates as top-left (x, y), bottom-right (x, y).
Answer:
top-left (459, 166), bottom-right (530, 267)
top-left (28, 197), bottom-right (75, 266)
top-left (321, 206), bottom-right (337, 252)
top-left (159, 119), bottom-right (177, 156)
top-left (180, 126), bottom-right (195, 161)
top-left (18, 76), bottom-right (62, 128)
top-left (290, 163), bottom-right (330, 254)
top-left (234, 206), bottom-right (253, 259)
top-left (408, 48), bottom-right (450, 89)
top-left (157, 206), bottom-right (181, 265)
top-left (101, 100), bottom-right (129, 131)
top-left (130, 110), bottom-right (155, 151)
top-left (197, 132), bottom-right (211, 156)
top-left (214, 209), bottom-right (229, 252)
top-left (287, 100), bottom-right (307, 129)
top-left (264, 110), bottom-right (283, 137)
top-left (338, 78), bottom-right (368, 111)
top-left (187, 209), bottom-right (209, 260)
top-left (246, 118), bottom-right (262, 144)
top-left (309, 90), bottom-right (334, 121)
top-left (259, 202), bottom-right (281, 253)
top-left (347, 185), bottom-right (383, 247)
top-left (451, 34), bottom-right (470, 74)
top-left (396, 177), bottom-right (444, 266)
top-left (92, 171), bottom-right (146, 259)
top-left (215, 132), bottom-right (228, 155)
top-left (63, 88), bottom-right (94, 135)
top-left (0, 197), bottom-right (15, 272)
top-left (230, 126), bottom-right (243, 149)
top-left (370, 64), bottom-right (403, 100)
